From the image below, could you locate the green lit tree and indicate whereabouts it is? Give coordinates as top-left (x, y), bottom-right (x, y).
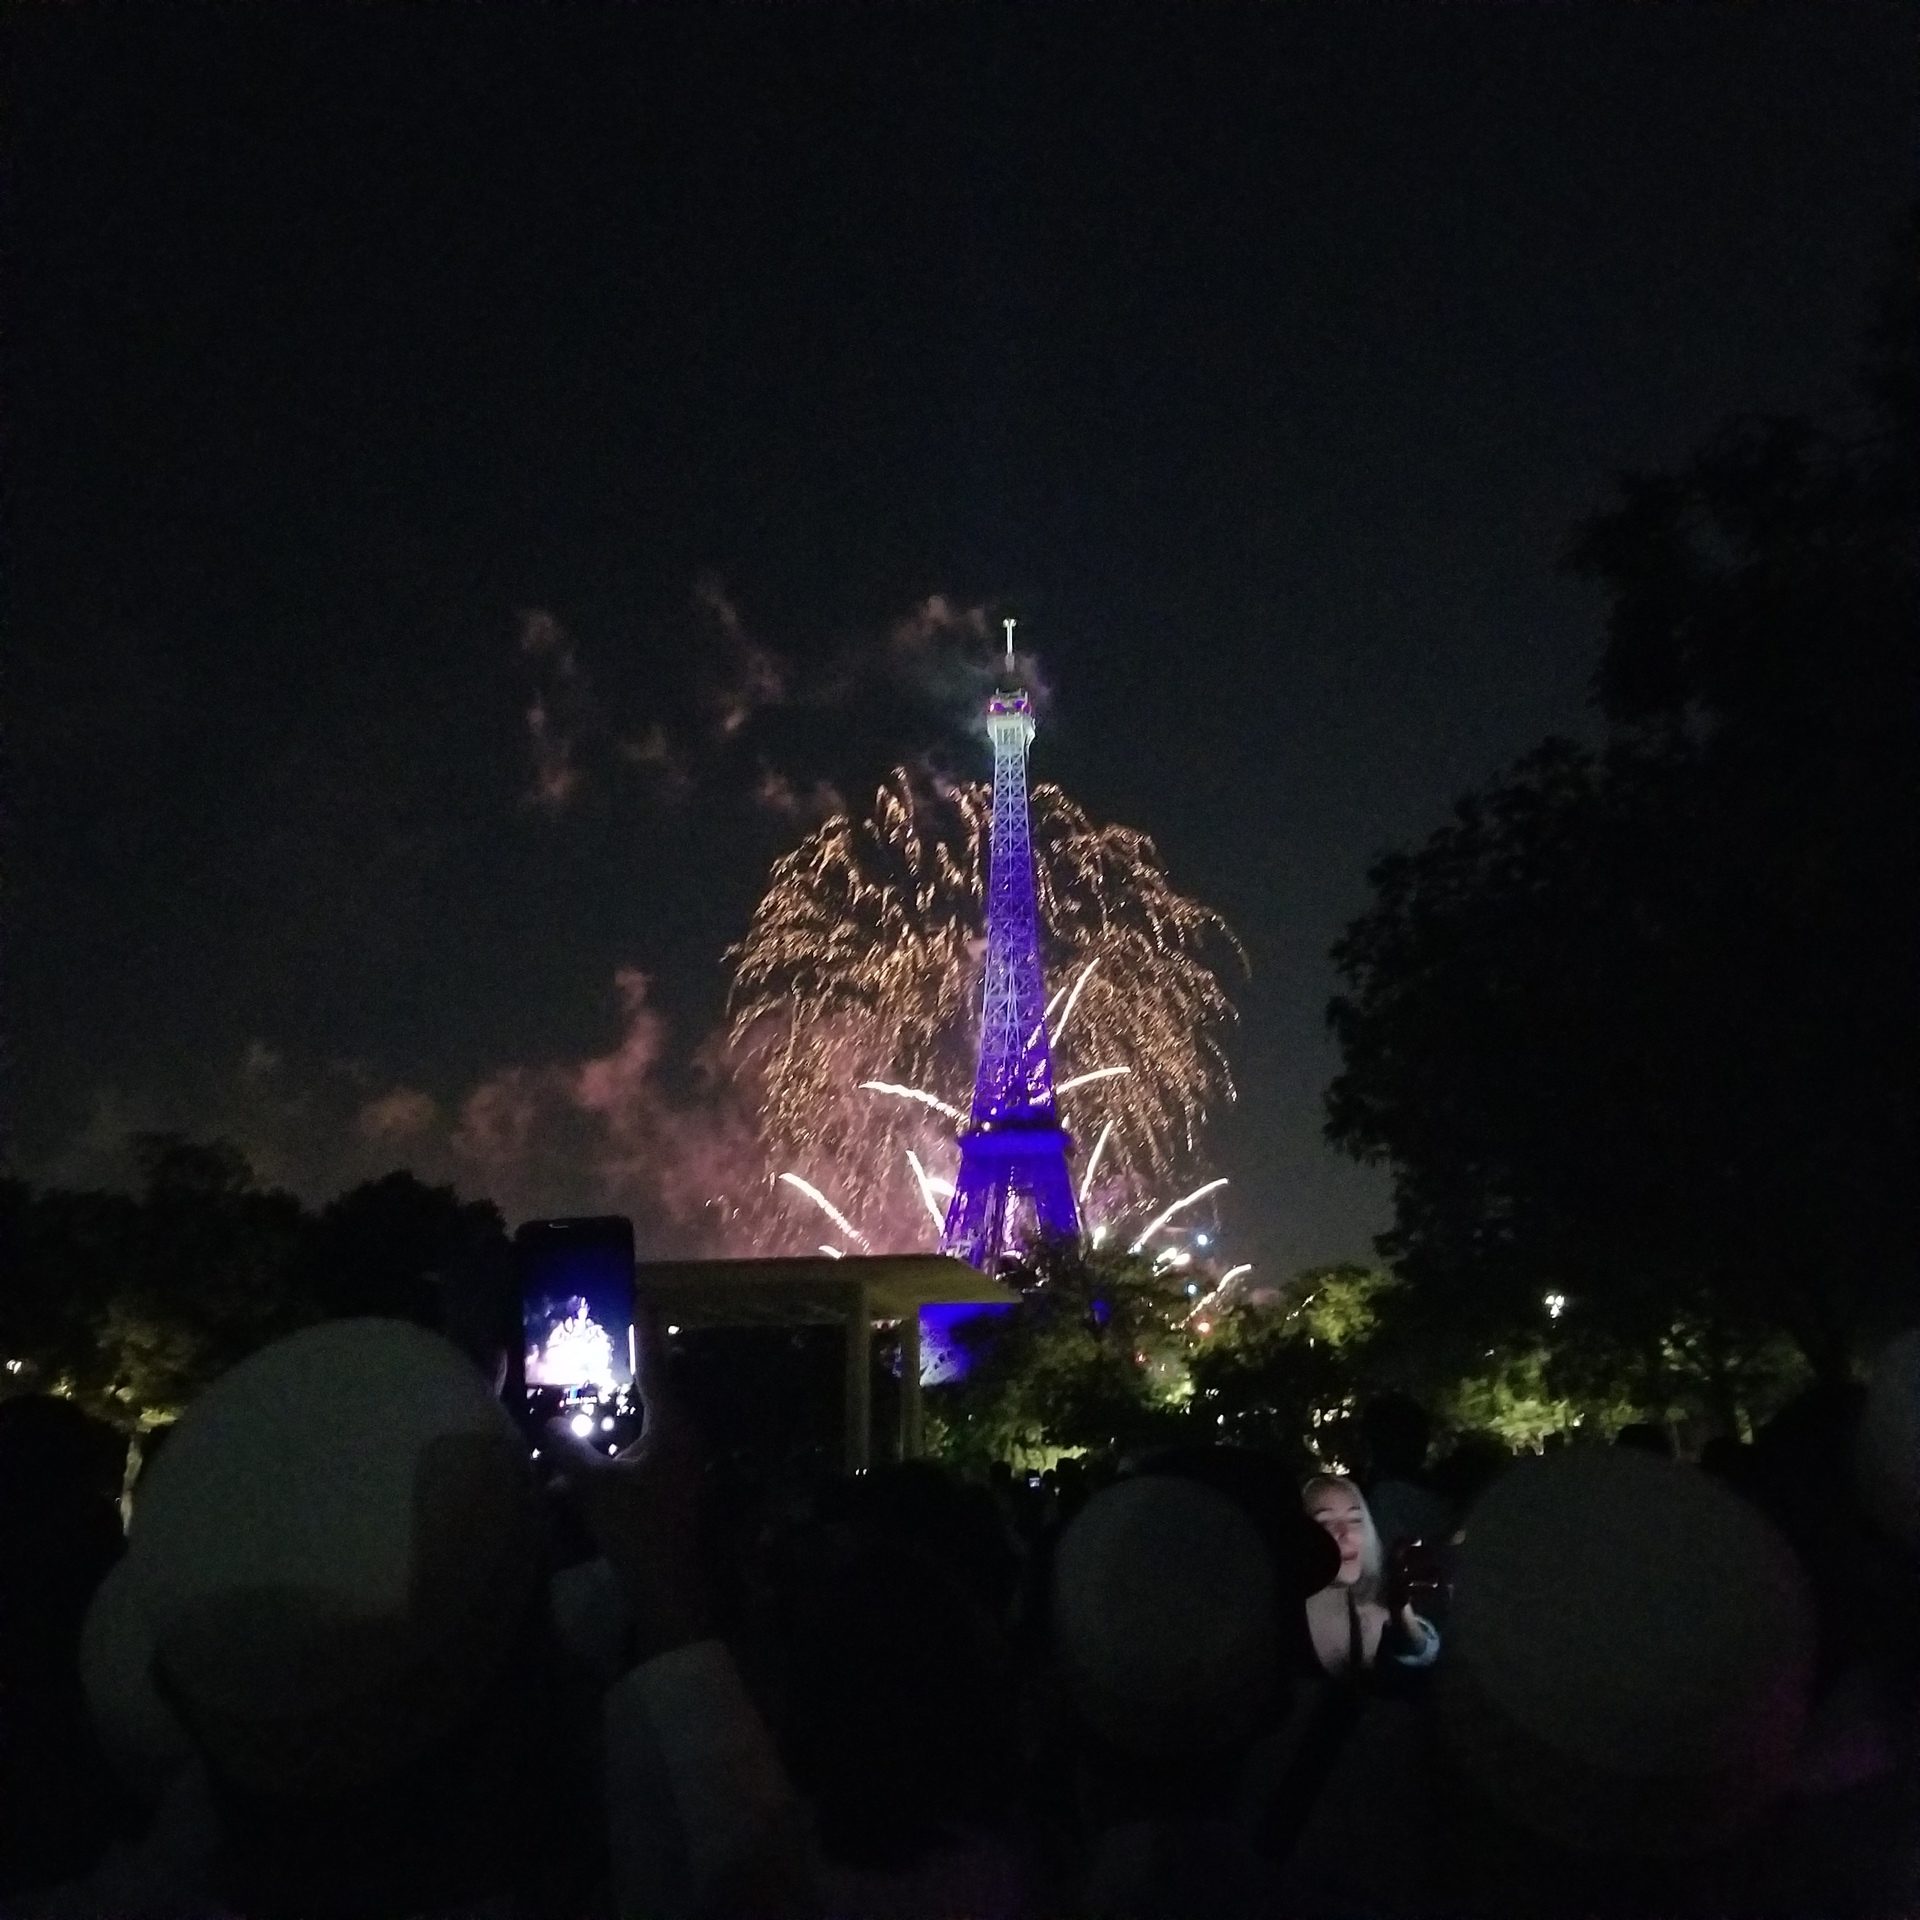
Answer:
top-left (1187, 1265), bottom-right (1396, 1469)
top-left (926, 1239), bottom-right (1193, 1467)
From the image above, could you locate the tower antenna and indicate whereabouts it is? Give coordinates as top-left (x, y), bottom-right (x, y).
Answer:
top-left (1002, 615), bottom-right (1017, 668)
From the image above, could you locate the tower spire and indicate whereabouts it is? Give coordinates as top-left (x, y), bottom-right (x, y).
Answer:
top-left (940, 619), bottom-right (1081, 1268)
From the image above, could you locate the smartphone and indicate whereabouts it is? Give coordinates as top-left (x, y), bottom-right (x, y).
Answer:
top-left (512, 1216), bottom-right (638, 1446)
top-left (1386, 1537), bottom-right (1447, 1615)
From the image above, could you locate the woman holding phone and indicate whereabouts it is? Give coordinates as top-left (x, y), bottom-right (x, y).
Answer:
top-left (1301, 1474), bottom-right (1441, 1676)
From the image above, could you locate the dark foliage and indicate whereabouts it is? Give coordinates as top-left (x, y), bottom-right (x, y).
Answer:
top-left (1327, 252), bottom-right (1918, 1384)
top-left (0, 1141), bottom-right (508, 1421)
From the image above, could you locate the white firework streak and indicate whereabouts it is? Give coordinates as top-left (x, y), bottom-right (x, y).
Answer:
top-left (819, 1244), bottom-right (846, 1260)
top-left (1051, 959), bottom-right (1100, 1048)
top-left (1077, 1119), bottom-right (1114, 1205)
top-left (905, 1150), bottom-right (948, 1234)
top-left (1129, 1177), bottom-right (1230, 1254)
top-left (1056, 1065), bottom-right (1131, 1097)
top-left (1184, 1261), bottom-right (1253, 1325)
top-left (1034, 960), bottom-right (1098, 1054)
top-left (779, 1173), bottom-right (870, 1248)
top-left (859, 1080), bottom-right (965, 1122)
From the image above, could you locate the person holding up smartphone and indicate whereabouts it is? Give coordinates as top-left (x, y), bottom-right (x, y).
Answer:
top-left (1301, 1474), bottom-right (1442, 1677)
top-left (539, 1292), bottom-right (818, 1919)
top-left (68, 1242), bottom-right (812, 1920)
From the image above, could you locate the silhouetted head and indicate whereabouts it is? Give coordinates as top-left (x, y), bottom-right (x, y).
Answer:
top-left (1441, 1449), bottom-right (1813, 1862)
top-left (82, 1319), bottom-right (550, 1913)
top-left (0, 1393), bottom-right (130, 1891)
top-left (1754, 1381), bottom-right (1868, 1488)
top-left (0, 1394), bottom-right (128, 1514)
top-left (0, 1394), bottom-right (127, 1668)
top-left (1432, 1430), bottom-right (1513, 1509)
top-left (850, 1459), bottom-right (1020, 1617)
top-left (1856, 1329), bottom-right (1920, 1561)
top-left (768, 1506), bottom-right (1012, 1869)
top-left (1127, 1444), bottom-right (1340, 1599)
top-left (1051, 1476), bottom-right (1282, 1764)
top-left (1360, 1393), bottom-right (1434, 1480)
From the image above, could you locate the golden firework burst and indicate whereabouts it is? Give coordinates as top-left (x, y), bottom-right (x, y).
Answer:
top-left (726, 767), bottom-right (1243, 1251)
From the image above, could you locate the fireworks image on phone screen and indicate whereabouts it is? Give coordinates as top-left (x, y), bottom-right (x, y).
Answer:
top-left (520, 1231), bottom-right (636, 1397)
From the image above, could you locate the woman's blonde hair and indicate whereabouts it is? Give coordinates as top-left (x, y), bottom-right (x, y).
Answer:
top-left (1302, 1473), bottom-right (1384, 1601)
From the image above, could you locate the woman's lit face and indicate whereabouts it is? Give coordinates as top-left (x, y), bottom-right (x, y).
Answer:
top-left (1309, 1492), bottom-right (1368, 1586)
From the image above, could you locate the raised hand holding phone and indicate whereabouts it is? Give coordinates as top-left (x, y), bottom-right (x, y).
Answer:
top-left (540, 1301), bottom-right (708, 1662)
top-left (1382, 1537), bottom-right (1446, 1666)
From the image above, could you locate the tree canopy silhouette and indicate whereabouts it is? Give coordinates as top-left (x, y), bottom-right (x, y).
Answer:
top-left (0, 1143), bottom-right (509, 1420)
top-left (1327, 240), bottom-right (1918, 1386)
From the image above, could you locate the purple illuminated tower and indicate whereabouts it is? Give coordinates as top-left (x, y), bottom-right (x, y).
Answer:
top-left (940, 619), bottom-right (1082, 1269)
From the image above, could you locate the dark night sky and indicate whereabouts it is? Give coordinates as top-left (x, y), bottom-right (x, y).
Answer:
top-left (8, 5), bottom-right (1913, 1270)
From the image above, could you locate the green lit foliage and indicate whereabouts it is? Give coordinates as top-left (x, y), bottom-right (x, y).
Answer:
top-left (1439, 1349), bottom-right (1588, 1454)
top-left (926, 1239), bottom-right (1192, 1468)
top-left (1536, 1301), bottom-right (1811, 1441)
top-left (1189, 1263), bottom-right (1803, 1459)
top-left (918, 1236), bottom-right (1817, 1469)
top-left (1187, 1266), bottom-right (1395, 1470)
top-left (1285, 1264), bottom-right (1398, 1348)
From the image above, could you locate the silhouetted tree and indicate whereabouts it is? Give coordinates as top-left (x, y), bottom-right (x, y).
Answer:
top-left (309, 1170), bottom-right (508, 1329)
top-left (1328, 247), bottom-right (1918, 1385)
top-left (109, 1135), bottom-right (313, 1413)
top-left (2, 1144), bottom-right (513, 1421)
top-left (0, 1178), bottom-right (134, 1398)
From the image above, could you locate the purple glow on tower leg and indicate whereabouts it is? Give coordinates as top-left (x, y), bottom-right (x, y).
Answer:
top-left (917, 1299), bottom-right (1016, 1383)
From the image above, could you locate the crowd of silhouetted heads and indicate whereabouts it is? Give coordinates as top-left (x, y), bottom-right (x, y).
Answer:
top-left (3, 1316), bottom-right (1919, 1919)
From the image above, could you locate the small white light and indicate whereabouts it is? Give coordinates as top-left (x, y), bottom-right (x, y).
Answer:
top-left (667, 1324), bottom-right (681, 1335)
top-left (1195, 1233), bottom-right (1211, 1249)
top-left (570, 1413), bottom-right (594, 1437)
top-left (1186, 1283), bottom-right (1199, 1296)
top-left (600, 1415), bottom-right (615, 1432)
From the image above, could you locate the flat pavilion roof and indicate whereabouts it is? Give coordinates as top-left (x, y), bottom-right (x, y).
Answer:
top-left (635, 1254), bottom-right (1016, 1329)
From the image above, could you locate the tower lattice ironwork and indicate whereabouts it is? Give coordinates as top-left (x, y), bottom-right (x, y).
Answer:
top-left (940, 621), bottom-right (1081, 1268)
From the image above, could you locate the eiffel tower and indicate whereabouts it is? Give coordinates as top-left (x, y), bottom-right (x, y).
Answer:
top-left (940, 619), bottom-right (1081, 1268)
